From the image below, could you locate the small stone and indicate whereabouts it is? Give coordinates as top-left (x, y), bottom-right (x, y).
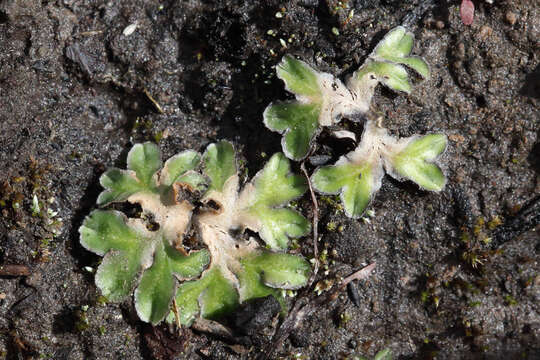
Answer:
top-left (25, 270), bottom-right (42, 287)
top-left (488, 79), bottom-right (502, 94)
top-left (448, 134), bottom-right (465, 143)
top-left (123, 22), bottom-right (138, 36)
top-left (456, 43), bottom-right (466, 59)
top-left (435, 20), bottom-right (445, 29)
top-left (37, 46), bottom-right (49, 58)
top-left (477, 25), bottom-right (493, 41)
top-left (371, 300), bottom-right (379, 313)
top-left (198, 348), bottom-right (210, 356)
top-left (505, 11), bottom-right (517, 25)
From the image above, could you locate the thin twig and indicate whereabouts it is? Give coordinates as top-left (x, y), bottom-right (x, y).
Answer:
top-left (172, 298), bottom-right (181, 331)
top-left (76, 30), bottom-right (104, 37)
top-left (340, 262), bottom-right (376, 287)
top-left (192, 318), bottom-right (235, 340)
top-left (300, 161), bottom-right (319, 286)
top-left (143, 88), bottom-right (164, 114)
top-left (0, 265), bottom-right (30, 277)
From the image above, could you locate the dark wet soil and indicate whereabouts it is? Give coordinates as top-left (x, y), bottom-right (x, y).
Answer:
top-left (0, 1), bottom-right (538, 359)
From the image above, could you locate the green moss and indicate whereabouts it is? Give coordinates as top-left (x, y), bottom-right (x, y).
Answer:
top-left (473, 217), bottom-right (485, 236)
top-left (96, 295), bottom-right (108, 306)
top-left (326, 222), bottom-right (337, 231)
top-left (504, 295), bottom-right (517, 306)
top-left (153, 131), bottom-right (163, 143)
top-left (74, 310), bottom-right (89, 332)
top-left (98, 326), bottom-right (106, 336)
top-left (487, 216), bottom-right (503, 230)
top-left (319, 249), bottom-right (328, 263)
top-left (339, 311), bottom-right (352, 327)
top-left (319, 196), bottom-right (344, 213)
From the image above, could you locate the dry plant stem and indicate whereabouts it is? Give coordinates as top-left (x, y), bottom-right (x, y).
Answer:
top-left (260, 263), bottom-right (376, 360)
top-left (301, 161), bottom-right (319, 286)
top-left (143, 88), bottom-right (164, 114)
top-left (192, 318), bottom-right (235, 341)
top-left (340, 262), bottom-right (376, 287)
top-left (172, 298), bottom-right (181, 330)
top-left (0, 265), bottom-right (30, 277)
top-left (77, 30), bottom-right (104, 36)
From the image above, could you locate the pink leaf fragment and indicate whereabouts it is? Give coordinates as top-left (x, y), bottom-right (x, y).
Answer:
top-left (460, 0), bottom-right (475, 26)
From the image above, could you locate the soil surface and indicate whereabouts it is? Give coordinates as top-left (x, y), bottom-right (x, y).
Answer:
top-left (0, 0), bottom-right (539, 359)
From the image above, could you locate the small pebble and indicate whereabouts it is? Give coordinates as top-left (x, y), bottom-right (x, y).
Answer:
top-left (448, 134), bottom-right (465, 144)
top-left (347, 282), bottom-right (361, 307)
top-left (123, 23), bottom-right (138, 36)
top-left (308, 155), bottom-right (331, 166)
top-left (477, 25), bottom-right (493, 41)
top-left (505, 11), bottom-right (517, 25)
top-left (456, 43), bottom-right (466, 59)
top-left (435, 20), bottom-right (445, 29)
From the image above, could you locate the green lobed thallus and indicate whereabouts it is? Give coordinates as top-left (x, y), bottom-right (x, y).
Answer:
top-left (80, 141), bottom-right (311, 325)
